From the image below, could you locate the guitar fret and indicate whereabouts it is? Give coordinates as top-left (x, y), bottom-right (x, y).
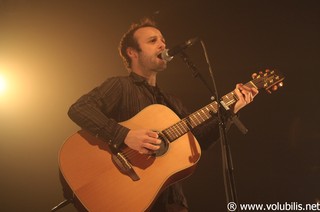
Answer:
top-left (222, 93), bottom-right (236, 107)
top-left (201, 109), bottom-right (211, 119)
top-left (177, 122), bottom-right (187, 134)
top-left (205, 106), bottom-right (211, 114)
top-left (181, 122), bottom-right (188, 132)
top-left (164, 129), bottom-right (175, 141)
top-left (183, 117), bottom-right (193, 129)
top-left (173, 124), bottom-right (181, 136)
top-left (169, 126), bottom-right (177, 139)
top-left (166, 128), bottom-right (173, 140)
top-left (191, 115), bottom-right (198, 127)
top-left (176, 124), bottom-right (183, 135)
top-left (197, 111), bottom-right (205, 122)
top-left (187, 115), bottom-right (195, 127)
top-left (203, 109), bottom-right (210, 119)
top-left (247, 81), bottom-right (257, 89)
top-left (173, 124), bottom-right (183, 137)
top-left (197, 112), bottom-right (204, 122)
top-left (171, 127), bottom-right (179, 139)
top-left (192, 113), bottom-right (201, 125)
top-left (208, 103), bottom-right (217, 113)
top-left (201, 110), bottom-right (208, 120)
top-left (199, 110), bottom-right (207, 123)
top-left (231, 92), bottom-right (238, 101)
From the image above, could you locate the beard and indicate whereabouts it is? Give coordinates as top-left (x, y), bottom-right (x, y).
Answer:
top-left (138, 52), bottom-right (167, 72)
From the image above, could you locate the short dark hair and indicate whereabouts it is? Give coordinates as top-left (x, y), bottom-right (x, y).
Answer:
top-left (118, 18), bottom-right (158, 70)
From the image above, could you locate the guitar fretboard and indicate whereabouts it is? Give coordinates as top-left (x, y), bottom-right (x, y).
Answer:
top-left (162, 80), bottom-right (258, 142)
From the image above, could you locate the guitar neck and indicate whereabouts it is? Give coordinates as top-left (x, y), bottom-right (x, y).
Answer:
top-left (161, 69), bottom-right (285, 142)
top-left (161, 80), bottom-right (258, 142)
top-left (220, 80), bottom-right (258, 109)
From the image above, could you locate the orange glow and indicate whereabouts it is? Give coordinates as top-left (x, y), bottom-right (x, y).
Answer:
top-left (0, 74), bottom-right (6, 94)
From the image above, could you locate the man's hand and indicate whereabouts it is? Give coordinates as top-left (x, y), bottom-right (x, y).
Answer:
top-left (233, 83), bottom-right (259, 114)
top-left (124, 129), bottom-right (161, 154)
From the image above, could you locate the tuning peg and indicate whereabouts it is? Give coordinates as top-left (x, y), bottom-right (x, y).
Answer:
top-left (266, 89), bottom-right (272, 94)
top-left (278, 82), bottom-right (284, 87)
top-left (272, 85), bottom-right (278, 91)
top-left (252, 73), bottom-right (258, 79)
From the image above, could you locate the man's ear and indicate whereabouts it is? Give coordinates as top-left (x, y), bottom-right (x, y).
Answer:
top-left (126, 47), bottom-right (138, 60)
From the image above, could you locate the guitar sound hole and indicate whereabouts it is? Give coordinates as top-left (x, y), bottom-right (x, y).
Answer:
top-left (152, 132), bottom-right (169, 157)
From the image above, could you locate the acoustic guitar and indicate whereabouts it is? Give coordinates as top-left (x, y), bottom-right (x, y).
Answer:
top-left (59, 70), bottom-right (284, 211)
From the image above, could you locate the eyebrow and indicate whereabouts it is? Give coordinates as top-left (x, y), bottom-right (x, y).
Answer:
top-left (147, 35), bottom-right (165, 42)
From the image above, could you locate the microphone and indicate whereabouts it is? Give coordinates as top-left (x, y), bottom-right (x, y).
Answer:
top-left (159, 37), bottom-right (199, 62)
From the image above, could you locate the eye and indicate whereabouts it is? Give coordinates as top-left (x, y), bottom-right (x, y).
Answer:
top-left (150, 38), bottom-right (157, 43)
top-left (148, 37), bottom-right (166, 45)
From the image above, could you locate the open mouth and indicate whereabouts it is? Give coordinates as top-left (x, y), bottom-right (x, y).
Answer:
top-left (157, 52), bottom-right (164, 60)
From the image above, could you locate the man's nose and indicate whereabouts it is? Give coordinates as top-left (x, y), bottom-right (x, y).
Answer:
top-left (159, 41), bottom-right (166, 50)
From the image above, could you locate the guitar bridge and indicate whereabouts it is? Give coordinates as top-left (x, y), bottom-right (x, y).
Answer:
top-left (112, 152), bottom-right (140, 181)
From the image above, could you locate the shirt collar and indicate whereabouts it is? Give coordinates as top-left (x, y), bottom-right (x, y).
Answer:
top-left (129, 72), bottom-right (160, 89)
top-left (129, 72), bottom-right (147, 84)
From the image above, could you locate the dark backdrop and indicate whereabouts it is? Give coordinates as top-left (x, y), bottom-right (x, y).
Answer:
top-left (0, 0), bottom-right (319, 211)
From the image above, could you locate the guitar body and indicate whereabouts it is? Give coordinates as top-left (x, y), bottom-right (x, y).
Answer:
top-left (59, 104), bottom-right (201, 212)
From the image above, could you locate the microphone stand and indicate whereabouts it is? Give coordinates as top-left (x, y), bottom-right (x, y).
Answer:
top-left (179, 48), bottom-right (247, 212)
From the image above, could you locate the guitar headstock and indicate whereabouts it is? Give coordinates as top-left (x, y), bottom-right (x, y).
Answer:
top-left (251, 69), bottom-right (285, 94)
